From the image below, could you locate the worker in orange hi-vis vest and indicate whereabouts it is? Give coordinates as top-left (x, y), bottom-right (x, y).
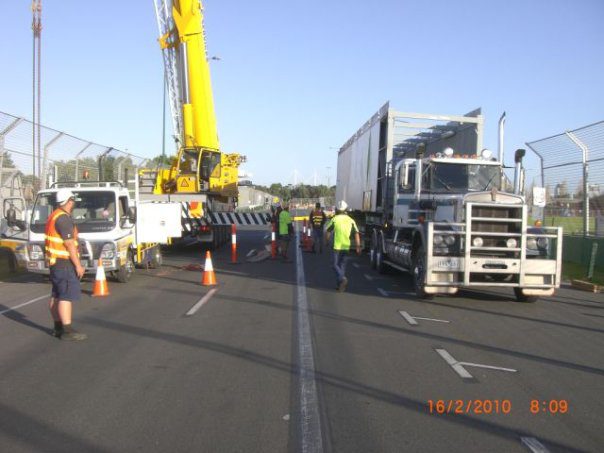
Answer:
top-left (308, 202), bottom-right (327, 254)
top-left (45, 188), bottom-right (87, 341)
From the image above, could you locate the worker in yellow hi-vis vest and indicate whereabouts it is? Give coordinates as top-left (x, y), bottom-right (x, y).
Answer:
top-left (325, 200), bottom-right (361, 292)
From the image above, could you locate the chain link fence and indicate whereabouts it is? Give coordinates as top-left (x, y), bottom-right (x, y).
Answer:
top-left (0, 111), bottom-right (149, 205)
top-left (526, 120), bottom-right (604, 238)
top-left (526, 121), bottom-right (604, 281)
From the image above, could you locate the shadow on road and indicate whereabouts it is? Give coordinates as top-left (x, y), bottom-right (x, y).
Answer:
top-left (80, 316), bottom-right (587, 453)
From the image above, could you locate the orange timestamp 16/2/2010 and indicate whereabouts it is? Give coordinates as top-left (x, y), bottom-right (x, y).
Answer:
top-left (427, 399), bottom-right (569, 415)
top-left (427, 399), bottom-right (512, 415)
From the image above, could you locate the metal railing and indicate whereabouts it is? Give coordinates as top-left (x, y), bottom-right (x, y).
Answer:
top-left (0, 111), bottom-right (148, 204)
top-left (526, 120), bottom-right (604, 237)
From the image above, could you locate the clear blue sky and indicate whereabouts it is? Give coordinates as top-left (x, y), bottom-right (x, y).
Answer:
top-left (1, 0), bottom-right (603, 186)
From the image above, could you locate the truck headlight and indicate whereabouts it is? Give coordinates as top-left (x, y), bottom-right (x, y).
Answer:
top-left (444, 235), bottom-right (456, 246)
top-left (472, 236), bottom-right (483, 247)
top-left (506, 238), bottom-right (517, 248)
top-left (527, 237), bottom-right (538, 250)
top-left (537, 237), bottom-right (549, 249)
top-left (433, 234), bottom-right (444, 246)
top-left (100, 243), bottom-right (116, 259)
top-left (28, 244), bottom-right (44, 261)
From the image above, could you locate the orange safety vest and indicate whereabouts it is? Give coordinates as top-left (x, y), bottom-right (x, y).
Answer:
top-left (45, 208), bottom-right (79, 266)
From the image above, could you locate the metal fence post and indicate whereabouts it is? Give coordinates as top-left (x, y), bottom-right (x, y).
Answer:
top-left (0, 117), bottom-right (24, 191)
top-left (41, 132), bottom-right (64, 189)
top-left (525, 143), bottom-right (546, 222)
top-left (565, 132), bottom-right (590, 237)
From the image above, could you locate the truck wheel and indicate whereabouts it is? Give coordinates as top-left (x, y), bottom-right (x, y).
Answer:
top-left (149, 247), bottom-right (162, 269)
top-left (412, 245), bottom-right (433, 300)
top-left (116, 251), bottom-right (135, 283)
top-left (514, 288), bottom-right (538, 303)
top-left (369, 232), bottom-right (378, 270)
top-left (376, 236), bottom-right (387, 274)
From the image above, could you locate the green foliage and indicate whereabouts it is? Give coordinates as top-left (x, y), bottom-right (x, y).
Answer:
top-left (0, 152), bottom-right (16, 169)
top-left (253, 183), bottom-right (336, 202)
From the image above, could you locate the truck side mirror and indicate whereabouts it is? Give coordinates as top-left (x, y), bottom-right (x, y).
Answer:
top-left (5, 207), bottom-right (17, 227)
top-left (5, 207), bottom-right (25, 231)
top-left (128, 206), bottom-right (137, 224)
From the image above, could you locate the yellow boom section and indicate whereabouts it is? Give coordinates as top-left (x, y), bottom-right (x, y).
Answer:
top-left (172, 0), bottom-right (219, 150)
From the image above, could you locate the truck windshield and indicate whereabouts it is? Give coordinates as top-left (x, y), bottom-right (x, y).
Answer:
top-left (30, 191), bottom-right (117, 234)
top-left (429, 163), bottom-right (501, 192)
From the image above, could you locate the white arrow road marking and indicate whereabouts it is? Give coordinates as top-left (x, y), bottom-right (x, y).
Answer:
top-left (363, 273), bottom-right (374, 281)
top-left (399, 310), bottom-right (450, 326)
top-left (521, 437), bottom-right (550, 453)
top-left (435, 349), bottom-right (517, 379)
top-left (352, 263), bottom-right (360, 269)
top-left (377, 288), bottom-right (389, 297)
top-left (185, 288), bottom-right (218, 316)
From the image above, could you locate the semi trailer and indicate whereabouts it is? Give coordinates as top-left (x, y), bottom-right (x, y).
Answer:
top-left (336, 102), bottom-right (562, 302)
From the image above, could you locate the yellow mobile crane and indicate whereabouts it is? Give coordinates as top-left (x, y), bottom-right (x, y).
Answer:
top-left (149, 0), bottom-right (242, 200)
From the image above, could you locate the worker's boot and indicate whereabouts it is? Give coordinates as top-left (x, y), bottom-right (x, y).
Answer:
top-left (60, 325), bottom-right (88, 341)
top-left (52, 321), bottom-right (63, 338)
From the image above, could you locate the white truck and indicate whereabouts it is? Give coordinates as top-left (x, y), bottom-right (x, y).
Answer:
top-left (0, 169), bottom-right (29, 272)
top-left (19, 180), bottom-right (181, 282)
top-left (336, 102), bottom-right (562, 302)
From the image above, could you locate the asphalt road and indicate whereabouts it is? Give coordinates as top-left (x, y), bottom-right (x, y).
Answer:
top-left (1, 226), bottom-right (602, 452)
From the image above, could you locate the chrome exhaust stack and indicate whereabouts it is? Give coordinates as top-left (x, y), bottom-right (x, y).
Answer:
top-left (498, 112), bottom-right (506, 164)
top-left (513, 149), bottom-right (526, 195)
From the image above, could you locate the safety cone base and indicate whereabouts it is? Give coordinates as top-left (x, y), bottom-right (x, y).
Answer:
top-left (92, 260), bottom-right (110, 297)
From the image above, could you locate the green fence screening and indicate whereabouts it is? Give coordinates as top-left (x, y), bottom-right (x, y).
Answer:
top-left (562, 235), bottom-right (604, 284)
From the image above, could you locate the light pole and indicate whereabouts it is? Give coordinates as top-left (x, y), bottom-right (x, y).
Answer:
top-left (326, 166), bottom-right (332, 187)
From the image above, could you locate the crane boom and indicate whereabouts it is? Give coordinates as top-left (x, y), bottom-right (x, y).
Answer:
top-left (150, 0), bottom-right (241, 199)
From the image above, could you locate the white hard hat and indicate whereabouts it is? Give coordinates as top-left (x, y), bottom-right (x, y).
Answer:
top-left (56, 188), bottom-right (75, 205)
top-left (337, 200), bottom-right (348, 211)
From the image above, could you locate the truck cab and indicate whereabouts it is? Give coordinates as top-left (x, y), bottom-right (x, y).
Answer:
top-left (371, 148), bottom-right (562, 302)
top-left (26, 182), bottom-right (162, 283)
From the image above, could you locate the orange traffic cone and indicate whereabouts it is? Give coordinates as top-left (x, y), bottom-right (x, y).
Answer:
top-left (92, 259), bottom-right (110, 297)
top-left (201, 251), bottom-right (217, 286)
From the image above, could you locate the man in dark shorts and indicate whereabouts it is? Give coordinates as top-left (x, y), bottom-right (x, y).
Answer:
top-left (45, 188), bottom-right (87, 341)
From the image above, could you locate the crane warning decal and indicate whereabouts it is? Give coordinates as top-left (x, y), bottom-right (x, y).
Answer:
top-left (180, 179), bottom-right (190, 188)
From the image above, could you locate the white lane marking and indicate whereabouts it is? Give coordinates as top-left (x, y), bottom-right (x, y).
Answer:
top-left (435, 349), bottom-right (474, 379)
top-left (399, 310), bottom-right (418, 325)
top-left (399, 310), bottom-right (450, 326)
top-left (185, 288), bottom-right (218, 316)
top-left (295, 227), bottom-right (324, 453)
top-left (352, 263), bottom-right (360, 269)
top-left (246, 249), bottom-right (257, 258)
top-left (363, 273), bottom-right (374, 281)
top-left (377, 288), bottom-right (389, 297)
top-left (521, 437), bottom-right (550, 453)
top-left (435, 349), bottom-right (517, 379)
top-left (0, 294), bottom-right (49, 315)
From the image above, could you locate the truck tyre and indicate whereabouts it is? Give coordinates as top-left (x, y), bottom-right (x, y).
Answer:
top-left (116, 251), bottom-right (135, 283)
top-left (375, 236), bottom-right (387, 274)
top-left (514, 288), bottom-right (538, 303)
top-left (369, 231), bottom-right (378, 270)
top-left (412, 245), bottom-right (433, 300)
top-left (149, 247), bottom-right (162, 269)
